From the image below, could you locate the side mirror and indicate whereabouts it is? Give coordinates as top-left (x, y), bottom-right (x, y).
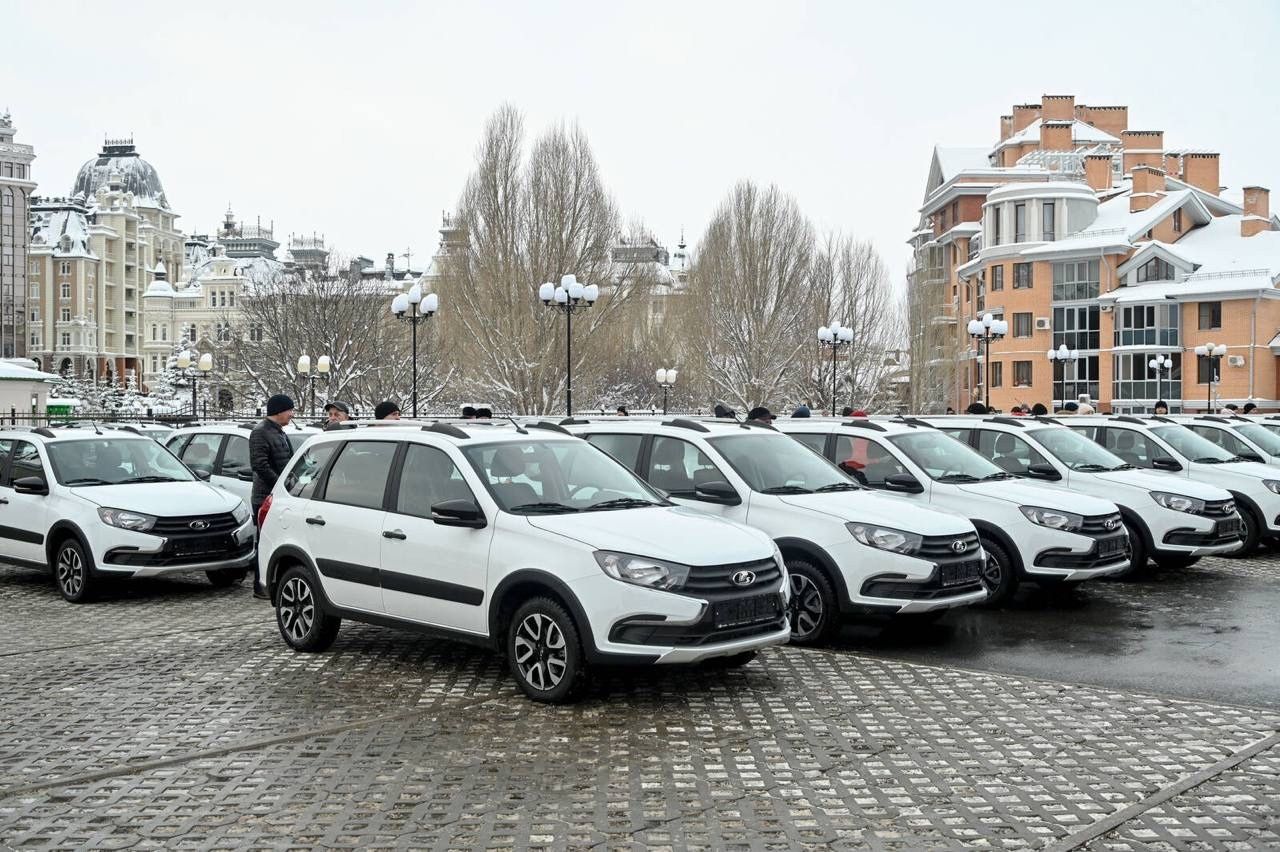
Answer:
top-left (693, 480), bottom-right (742, 505)
top-left (237, 470), bottom-right (254, 482)
top-left (192, 469), bottom-right (212, 481)
top-left (884, 473), bottom-right (924, 494)
top-left (1152, 457), bottom-right (1183, 472)
top-left (1026, 463), bottom-right (1062, 481)
top-left (12, 476), bottom-right (48, 496)
top-left (431, 498), bottom-right (487, 529)
top-left (1241, 453), bottom-right (1264, 463)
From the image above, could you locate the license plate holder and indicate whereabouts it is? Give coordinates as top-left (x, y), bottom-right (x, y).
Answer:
top-left (172, 535), bottom-right (231, 557)
top-left (940, 561), bottom-right (980, 587)
top-left (1097, 537), bottom-right (1127, 558)
top-left (1215, 517), bottom-right (1242, 536)
top-left (713, 594), bottom-right (778, 629)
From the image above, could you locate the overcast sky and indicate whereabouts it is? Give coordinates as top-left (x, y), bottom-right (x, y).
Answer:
top-left (6, 0), bottom-right (1279, 288)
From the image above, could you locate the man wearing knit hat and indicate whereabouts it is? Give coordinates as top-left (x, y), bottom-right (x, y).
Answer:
top-left (249, 394), bottom-right (295, 598)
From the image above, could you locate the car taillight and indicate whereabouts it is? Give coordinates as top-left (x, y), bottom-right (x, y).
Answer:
top-left (257, 494), bottom-right (273, 527)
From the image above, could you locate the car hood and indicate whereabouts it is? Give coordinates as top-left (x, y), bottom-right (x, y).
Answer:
top-left (1093, 469), bottom-right (1233, 501)
top-left (1190, 460), bottom-right (1279, 483)
top-left (954, 479), bottom-right (1117, 514)
top-left (777, 491), bottom-right (973, 536)
top-left (524, 505), bottom-right (773, 565)
top-left (71, 481), bottom-right (243, 515)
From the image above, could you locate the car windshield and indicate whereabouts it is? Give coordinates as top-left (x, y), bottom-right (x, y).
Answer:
top-left (707, 433), bottom-right (854, 493)
top-left (1149, 425), bottom-right (1236, 462)
top-left (1232, 424), bottom-right (1280, 456)
top-left (462, 439), bottom-right (665, 514)
top-left (47, 438), bottom-right (196, 486)
top-left (887, 431), bottom-right (1006, 482)
top-left (1027, 427), bottom-right (1128, 471)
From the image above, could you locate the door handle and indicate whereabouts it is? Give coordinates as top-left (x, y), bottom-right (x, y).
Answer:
top-left (0, 498), bottom-right (8, 505)
top-left (382, 529), bottom-right (407, 540)
top-left (305, 516), bottom-right (326, 526)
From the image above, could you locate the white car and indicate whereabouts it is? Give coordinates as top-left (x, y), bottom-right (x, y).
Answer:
top-left (167, 422), bottom-right (322, 503)
top-left (775, 417), bottom-right (1131, 598)
top-left (1068, 415), bottom-right (1278, 554)
top-left (256, 421), bottom-right (791, 704)
top-left (1169, 415), bottom-right (1280, 465)
top-left (563, 418), bottom-right (987, 643)
top-left (914, 416), bottom-right (1240, 574)
top-left (0, 426), bottom-right (254, 602)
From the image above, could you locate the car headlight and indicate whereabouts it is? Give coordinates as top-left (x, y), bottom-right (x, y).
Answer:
top-left (232, 502), bottom-right (251, 524)
top-left (594, 551), bottom-right (691, 591)
top-left (1265, 480), bottom-right (1280, 495)
top-left (98, 507), bottom-right (158, 532)
top-left (1150, 491), bottom-right (1206, 514)
top-left (846, 522), bottom-right (923, 555)
top-left (772, 543), bottom-right (790, 603)
top-left (1019, 506), bottom-right (1085, 532)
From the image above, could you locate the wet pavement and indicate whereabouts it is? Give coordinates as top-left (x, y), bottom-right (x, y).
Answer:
top-left (0, 553), bottom-right (1277, 850)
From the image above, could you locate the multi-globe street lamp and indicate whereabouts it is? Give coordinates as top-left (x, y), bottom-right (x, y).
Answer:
top-left (967, 313), bottom-right (1008, 412)
top-left (1046, 344), bottom-right (1080, 411)
top-left (297, 354), bottom-right (331, 418)
top-left (817, 322), bottom-right (853, 417)
top-left (655, 368), bottom-right (678, 415)
top-left (390, 280), bottom-right (440, 418)
top-left (1193, 342), bottom-right (1227, 412)
top-left (538, 274), bottom-right (599, 416)
top-left (176, 349), bottom-right (212, 419)
top-left (1148, 353), bottom-right (1173, 406)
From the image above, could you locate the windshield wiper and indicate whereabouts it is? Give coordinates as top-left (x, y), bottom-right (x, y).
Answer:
top-left (587, 497), bottom-right (660, 510)
top-left (507, 502), bottom-right (580, 514)
top-left (1193, 457), bottom-right (1227, 464)
top-left (979, 472), bottom-right (1016, 481)
top-left (815, 482), bottom-right (860, 492)
top-left (760, 485), bottom-right (814, 494)
top-left (120, 475), bottom-right (183, 484)
top-left (1071, 463), bottom-right (1111, 472)
top-left (1225, 455), bottom-right (1254, 463)
top-left (63, 477), bottom-right (110, 486)
top-left (936, 473), bottom-right (981, 483)
top-left (1109, 463), bottom-right (1137, 471)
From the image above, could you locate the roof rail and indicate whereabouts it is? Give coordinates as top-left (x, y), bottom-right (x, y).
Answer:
top-left (1150, 415), bottom-right (1176, 424)
top-left (986, 417), bottom-right (1026, 428)
top-left (1031, 416), bottom-right (1063, 426)
top-left (118, 425), bottom-right (142, 436)
top-left (238, 422), bottom-right (254, 430)
top-left (893, 416), bottom-right (936, 429)
top-left (662, 418), bottom-right (710, 433)
top-left (1197, 415), bottom-right (1230, 423)
top-left (422, 422), bottom-right (469, 439)
top-left (842, 419), bottom-right (886, 431)
top-left (527, 421), bottom-right (571, 436)
top-left (741, 421), bottom-right (776, 431)
top-left (559, 417), bottom-right (590, 426)
top-left (1114, 415), bottom-right (1146, 425)
top-left (34, 427), bottom-right (56, 438)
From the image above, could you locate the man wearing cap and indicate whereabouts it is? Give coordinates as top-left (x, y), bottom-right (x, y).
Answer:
top-left (323, 401), bottom-right (351, 430)
top-left (747, 406), bottom-right (776, 425)
top-left (375, 400), bottom-right (402, 420)
top-left (250, 394), bottom-right (295, 598)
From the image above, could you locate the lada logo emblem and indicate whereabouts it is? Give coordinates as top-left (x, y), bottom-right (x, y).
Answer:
top-left (731, 570), bottom-right (756, 586)
top-left (951, 540), bottom-right (968, 553)
top-left (1104, 518), bottom-right (1120, 530)
top-left (189, 520), bottom-right (210, 530)
top-left (1223, 502), bottom-right (1235, 514)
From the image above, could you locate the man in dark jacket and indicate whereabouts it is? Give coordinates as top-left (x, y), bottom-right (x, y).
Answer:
top-left (250, 394), bottom-right (295, 598)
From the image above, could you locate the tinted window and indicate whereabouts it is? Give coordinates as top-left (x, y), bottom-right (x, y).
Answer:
top-left (1149, 425), bottom-right (1234, 462)
top-left (585, 433), bottom-right (644, 472)
top-left (288, 434), bottom-right (310, 453)
top-left (285, 443), bottom-right (338, 499)
top-left (1187, 425), bottom-right (1252, 457)
top-left (321, 442), bottom-right (397, 509)
top-left (180, 434), bottom-right (223, 475)
top-left (166, 434), bottom-right (190, 454)
top-left (1233, 424), bottom-right (1280, 456)
top-left (10, 441), bottom-right (45, 485)
top-left (0, 439), bottom-right (13, 487)
top-left (646, 437), bottom-right (722, 496)
top-left (790, 433), bottom-right (828, 455)
top-left (975, 430), bottom-right (1049, 475)
top-left (396, 444), bottom-right (475, 518)
top-left (834, 435), bottom-right (908, 486)
top-left (220, 435), bottom-right (251, 478)
top-left (1099, 427), bottom-right (1170, 468)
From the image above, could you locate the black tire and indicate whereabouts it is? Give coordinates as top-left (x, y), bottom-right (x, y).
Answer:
top-left (1231, 504), bottom-right (1263, 557)
top-left (785, 559), bottom-right (839, 645)
top-left (507, 597), bottom-right (588, 704)
top-left (1109, 520), bottom-right (1152, 579)
top-left (1153, 554), bottom-right (1201, 571)
top-left (206, 567), bottom-right (245, 588)
top-left (275, 566), bottom-right (340, 652)
top-left (54, 537), bottom-right (96, 603)
top-left (978, 537), bottom-right (1019, 606)
top-left (703, 651), bottom-right (758, 669)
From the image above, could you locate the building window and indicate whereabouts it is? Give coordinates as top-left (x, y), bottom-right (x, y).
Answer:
top-left (60, 283), bottom-right (70, 299)
top-left (1041, 202), bottom-right (1055, 241)
top-left (1013, 361), bottom-right (1033, 387)
top-left (1013, 313), bottom-right (1034, 338)
top-left (990, 265), bottom-right (1004, 292)
top-left (1115, 303), bottom-right (1180, 347)
top-left (1013, 263), bottom-right (1033, 289)
top-left (161, 326), bottom-right (167, 341)
top-left (1014, 203), bottom-right (1027, 242)
top-left (60, 333), bottom-right (70, 347)
top-left (992, 207), bottom-right (1002, 245)
top-left (1113, 352), bottom-right (1181, 401)
top-left (216, 323), bottom-right (231, 343)
top-left (1196, 355), bottom-right (1218, 385)
top-left (1135, 257), bottom-right (1175, 283)
top-left (59, 261), bottom-right (71, 275)
top-left (249, 323), bottom-right (263, 343)
top-left (1052, 305), bottom-right (1101, 350)
top-left (990, 362), bottom-right (1003, 388)
top-left (1173, 209), bottom-right (1183, 233)
top-left (1198, 301), bottom-right (1222, 330)
top-left (60, 308), bottom-right (70, 322)
top-left (1052, 260), bottom-right (1100, 301)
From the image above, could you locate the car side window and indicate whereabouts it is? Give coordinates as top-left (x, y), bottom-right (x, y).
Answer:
top-left (166, 434), bottom-right (190, 454)
top-left (975, 429), bottom-right (1048, 475)
top-left (320, 441), bottom-right (397, 509)
top-left (940, 428), bottom-right (971, 445)
top-left (1067, 425), bottom-right (1097, 441)
top-left (645, 437), bottom-right (722, 497)
top-left (285, 443), bottom-right (338, 499)
top-left (791, 433), bottom-right (827, 456)
top-left (1100, 428), bottom-right (1164, 467)
top-left (395, 444), bottom-right (477, 518)
top-left (0, 438), bottom-right (14, 487)
top-left (10, 441), bottom-right (47, 486)
top-left (180, 434), bottom-right (223, 475)
top-left (584, 433), bottom-right (644, 473)
top-left (1188, 425), bottom-right (1250, 456)
top-left (219, 435), bottom-right (251, 478)
top-left (833, 435), bottom-right (906, 486)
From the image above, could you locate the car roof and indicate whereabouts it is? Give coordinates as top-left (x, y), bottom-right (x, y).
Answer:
top-left (0, 425), bottom-right (158, 443)
top-left (561, 417), bottom-right (786, 438)
top-left (305, 420), bottom-right (585, 447)
top-left (169, 421), bottom-right (322, 436)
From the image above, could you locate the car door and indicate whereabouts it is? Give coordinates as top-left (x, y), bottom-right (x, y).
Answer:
top-left (643, 435), bottom-right (742, 519)
top-left (1095, 427), bottom-right (1176, 470)
top-left (831, 434), bottom-right (920, 496)
top-left (379, 443), bottom-right (493, 633)
top-left (177, 433), bottom-right (223, 479)
top-left (973, 429), bottom-right (1051, 477)
top-left (0, 440), bottom-right (51, 564)
top-left (214, 433), bottom-right (254, 503)
top-left (305, 440), bottom-right (398, 613)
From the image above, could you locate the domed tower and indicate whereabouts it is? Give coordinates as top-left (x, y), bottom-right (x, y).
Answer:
top-left (73, 138), bottom-right (170, 210)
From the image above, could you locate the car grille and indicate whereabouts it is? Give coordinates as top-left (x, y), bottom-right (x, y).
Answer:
top-left (919, 531), bottom-right (981, 566)
top-left (152, 513), bottom-right (241, 537)
top-left (1080, 513), bottom-right (1124, 537)
top-left (681, 558), bottom-right (781, 596)
top-left (1200, 500), bottom-right (1236, 519)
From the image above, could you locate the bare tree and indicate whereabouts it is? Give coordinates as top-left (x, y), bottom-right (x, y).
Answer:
top-left (901, 249), bottom-right (962, 414)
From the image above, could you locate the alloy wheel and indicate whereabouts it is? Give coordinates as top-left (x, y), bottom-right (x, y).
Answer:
top-left (278, 577), bottom-right (315, 642)
top-left (981, 553), bottom-right (1004, 587)
top-left (513, 613), bottom-right (567, 691)
top-left (788, 574), bottom-right (824, 639)
top-left (57, 547), bottom-right (84, 599)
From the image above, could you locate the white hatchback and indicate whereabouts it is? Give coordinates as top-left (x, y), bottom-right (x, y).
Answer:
top-left (166, 422), bottom-right (322, 503)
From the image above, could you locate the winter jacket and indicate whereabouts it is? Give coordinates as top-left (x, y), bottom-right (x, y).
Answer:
top-left (250, 418), bottom-right (293, 506)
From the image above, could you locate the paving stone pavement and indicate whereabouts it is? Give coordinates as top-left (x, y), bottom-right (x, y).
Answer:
top-left (0, 562), bottom-right (1278, 850)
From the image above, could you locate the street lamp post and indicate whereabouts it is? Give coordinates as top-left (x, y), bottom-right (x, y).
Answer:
top-left (297, 354), bottom-right (332, 418)
top-left (1147, 353), bottom-right (1172, 406)
top-left (176, 350), bottom-right (213, 419)
top-left (539, 274), bottom-right (599, 416)
top-left (655, 368), bottom-right (678, 415)
top-left (1193, 342), bottom-right (1227, 412)
top-left (967, 313), bottom-right (1008, 411)
top-left (1046, 344), bottom-right (1080, 411)
top-left (817, 322), bottom-right (854, 417)
top-left (390, 280), bottom-right (440, 418)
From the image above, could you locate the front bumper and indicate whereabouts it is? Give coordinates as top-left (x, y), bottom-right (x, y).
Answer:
top-left (1160, 514), bottom-right (1243, 550)
top-left (827, 535), bottom-right (989, 613)
top-left (1033, 531), bottom-right (1130, 581)
top-left (99, 520), bottom-right (256, 576)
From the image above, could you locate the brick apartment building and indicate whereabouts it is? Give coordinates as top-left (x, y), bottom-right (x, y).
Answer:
top-left (910, 94), bottom-right (1280, 413)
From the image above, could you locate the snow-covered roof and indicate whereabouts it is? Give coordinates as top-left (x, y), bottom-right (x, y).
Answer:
top-left (72, 141), bottom-right (170, 210)
top-left (934, 147), bottom-right (991, 181)
top-left (1021, 190), bottom-right (1211, 257)
top-left (1174, 214), bottom-right (1280, 278)
top-left (182, 254), bottom-right (283, 292)
top-left (145, 280), bottom-right (175, 298)
top-left (0, 360), bottom-right (58, 382)
top-left (994, 119), bottom-right (1120, 153)
top-left (29, 204), bottom-right (98, 259)
top-left (1101, 273), bottom-right (1278, 304)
